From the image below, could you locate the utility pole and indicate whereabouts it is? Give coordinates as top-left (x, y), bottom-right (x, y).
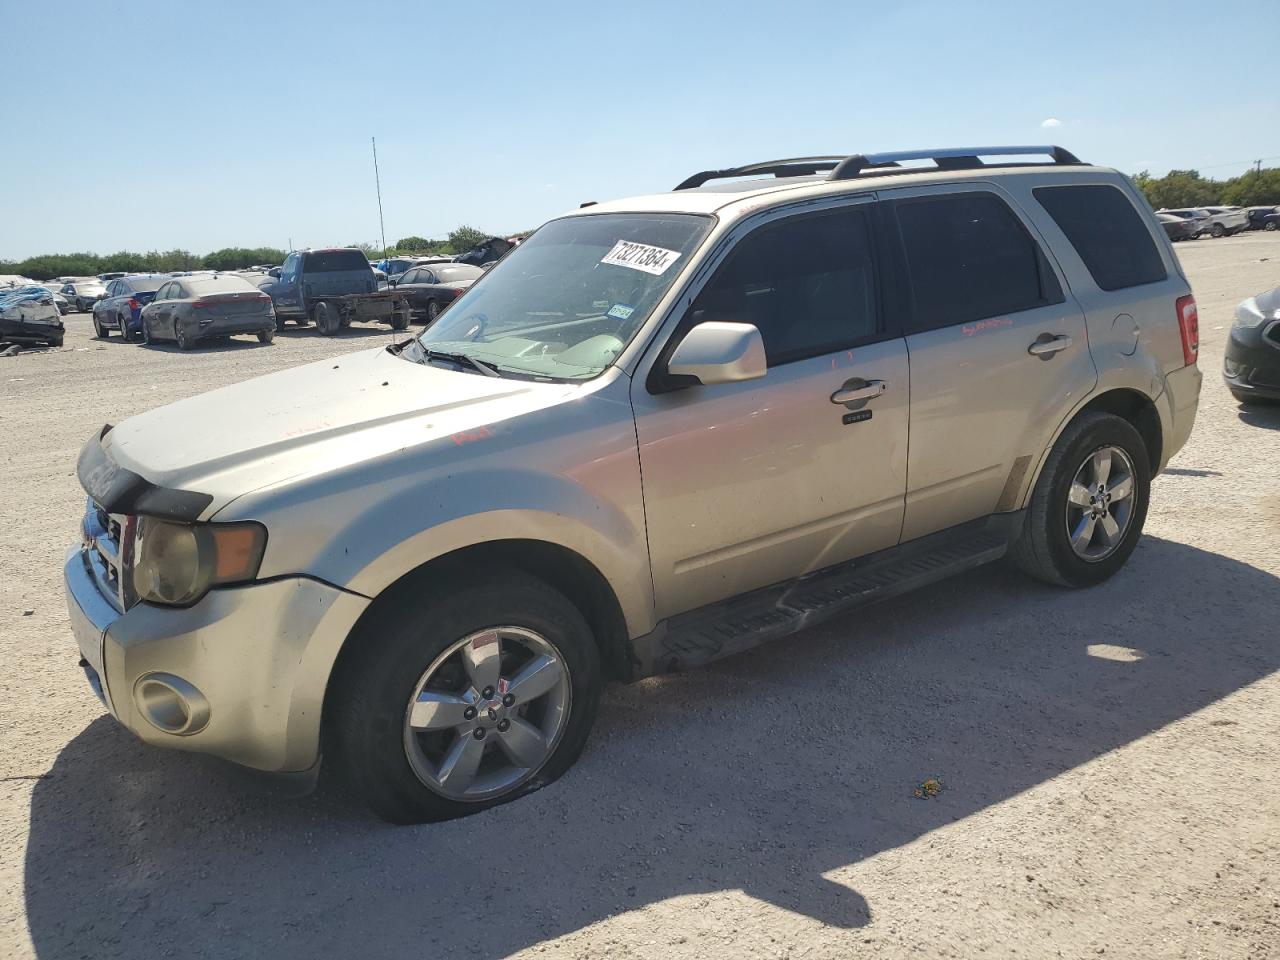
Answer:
top-left (1256, 159), bottom-right (1263, 175)
top-left (372, 137), bottom-right (388, 257)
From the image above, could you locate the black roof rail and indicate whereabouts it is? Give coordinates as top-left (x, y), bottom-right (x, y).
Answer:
top-left (674, 156), bottom-right (849, 191)
top-left (829, 145), bottom-right (1083, 181)
top-left (674, 145), bottom-right (1084, 191)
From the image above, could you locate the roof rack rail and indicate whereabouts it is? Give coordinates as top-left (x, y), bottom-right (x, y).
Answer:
top-left (674, 156), bottom-right (849, 191)
top-left (673, 145), bottom-right (1083, 190)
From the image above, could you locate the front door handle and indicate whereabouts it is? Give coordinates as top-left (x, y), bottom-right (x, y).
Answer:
top-left (1028, 334), bottom-right (1073, 357)
top-left (831, 380), bottom-right (886, 404)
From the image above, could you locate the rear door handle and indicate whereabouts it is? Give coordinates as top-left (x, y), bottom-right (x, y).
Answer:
top-left (1028, 334), bottom-right (1073, 357)
top-left (830, 380), bottom-right (886, 404)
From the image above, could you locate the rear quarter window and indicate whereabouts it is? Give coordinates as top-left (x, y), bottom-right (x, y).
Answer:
top-left (1034, 185), bottom-right (1167, 292)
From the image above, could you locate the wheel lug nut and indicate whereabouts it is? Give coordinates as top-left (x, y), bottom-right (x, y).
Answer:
top-left (497, 719), bottom-right (510, 732)
top-left (502, 693), bottom-right (515, 707)
top-left (463, 706), bottom-right (477, 721)
top-left (482, 686), bottom-right (495, 699)
top-left (473, 727), bottom-right (486, 740)
top-left (487, 708), bottom-right (498, 722)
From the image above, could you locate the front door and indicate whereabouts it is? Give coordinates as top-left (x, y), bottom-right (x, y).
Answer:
top-left (880, 184), bottom-right (1097, 541)
top-left (631, 200), bottom-right (910, 621)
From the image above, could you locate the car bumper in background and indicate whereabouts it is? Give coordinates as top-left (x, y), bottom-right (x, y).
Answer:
top-left (1224, 320), bottom-right (1280, 399)
top-left (63, 546), bottom-right (369, 772)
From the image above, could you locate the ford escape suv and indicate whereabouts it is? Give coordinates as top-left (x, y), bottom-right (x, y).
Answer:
top-left (64, 145), bottom-right (1202, 822)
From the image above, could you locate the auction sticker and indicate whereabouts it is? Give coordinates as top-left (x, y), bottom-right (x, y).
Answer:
top-left (600, 240), bottom-right (682, 276)
top-left (607, 303), bottom-right (635, 321)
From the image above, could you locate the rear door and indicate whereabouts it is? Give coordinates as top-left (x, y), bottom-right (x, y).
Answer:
top-left (881, 184), bottom-right (1095, 541)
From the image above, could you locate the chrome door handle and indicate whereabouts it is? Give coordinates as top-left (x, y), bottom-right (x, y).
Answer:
top-left (830, 380), bottom-right (886, 404)
top-left (1028, 335), bottom-right (1073, 356)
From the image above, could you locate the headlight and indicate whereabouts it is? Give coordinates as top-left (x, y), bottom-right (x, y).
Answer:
top-left (131, 518), bottom-right (266, 606)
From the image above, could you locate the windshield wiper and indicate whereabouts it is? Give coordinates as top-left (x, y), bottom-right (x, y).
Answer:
top-left (423, 349), bottom-right (502, 378)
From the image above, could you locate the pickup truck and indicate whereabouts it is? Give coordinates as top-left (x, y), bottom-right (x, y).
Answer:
top-left (260, 248), bottom-right (412, 335)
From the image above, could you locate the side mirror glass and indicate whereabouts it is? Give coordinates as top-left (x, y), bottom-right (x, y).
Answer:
top-left (268, 268), bottom-right (281, 278)
top-left (667, 321), bottom-right (767, 386)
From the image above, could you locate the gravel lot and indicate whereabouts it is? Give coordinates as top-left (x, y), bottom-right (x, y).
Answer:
top-left (2, 236), bottom-right (1278, 960)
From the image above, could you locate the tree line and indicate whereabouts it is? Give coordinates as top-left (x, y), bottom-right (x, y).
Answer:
top-left (1, 226), bottom-right (505, 282)
top-left (1132, 166), bottom-right (1280, 210)
top-left (10, 168), bottom-right (1276, 282)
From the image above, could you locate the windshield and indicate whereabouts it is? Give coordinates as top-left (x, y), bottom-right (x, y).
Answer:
top-left (411, 213), bottom-right (712, 381)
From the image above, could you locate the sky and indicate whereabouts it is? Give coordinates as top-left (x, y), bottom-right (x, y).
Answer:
top-left (1, 0), bottom-right (1277, 261)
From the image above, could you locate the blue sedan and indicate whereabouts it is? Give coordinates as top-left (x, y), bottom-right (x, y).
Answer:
top-left (91, 275), bottom-right (168, 341)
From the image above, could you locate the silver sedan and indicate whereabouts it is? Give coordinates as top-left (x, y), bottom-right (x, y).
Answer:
top-left (140, 274), bottom-right (276, 350)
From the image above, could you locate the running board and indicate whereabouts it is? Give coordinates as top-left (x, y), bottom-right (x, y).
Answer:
top-left (629, 512), bottom-right (1024, 678)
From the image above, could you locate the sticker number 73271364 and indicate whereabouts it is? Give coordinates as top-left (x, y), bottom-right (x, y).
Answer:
top-left (599, 240), bottom-right (682, 276)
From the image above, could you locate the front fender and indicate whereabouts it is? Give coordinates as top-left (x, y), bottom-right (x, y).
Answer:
top-left (219, 390), bottom-right (654, 637)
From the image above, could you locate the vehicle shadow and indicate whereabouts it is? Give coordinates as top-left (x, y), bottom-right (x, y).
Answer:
top-left (1237, 400), bottom-right (1280, 429)
top-left (22, 537), bottom-right (1280, 959)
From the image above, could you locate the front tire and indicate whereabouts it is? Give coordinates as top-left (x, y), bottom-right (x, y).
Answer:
top-left (92, 313), bottom-right (108, 338)
top-left (1265, 221), bottom-right (1277, 232)
top-left (1012, 412), bottom-right (1151, 587)
top-left (327, 570), bottom-right (602, 823)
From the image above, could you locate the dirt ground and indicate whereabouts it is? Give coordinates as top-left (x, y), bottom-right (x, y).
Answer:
top-left (1, 236), bottom-right (1278, 960)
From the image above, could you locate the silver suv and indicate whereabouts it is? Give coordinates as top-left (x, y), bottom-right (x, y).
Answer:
top-left (64, 145), bottom-right (1202, 822)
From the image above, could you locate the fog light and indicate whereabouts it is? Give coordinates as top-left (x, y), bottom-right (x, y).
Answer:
top-left (1223, 358), bottom-right (1241, 377)
top-left (133, 673), bottom-right (210, 735)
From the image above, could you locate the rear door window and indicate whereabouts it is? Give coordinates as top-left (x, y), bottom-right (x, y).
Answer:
top-left (1035, 185), bottom-right (1167, 291)
top-left (688, 205), bottom-right (882, 366)
top-left (891, 191), bottom-right (1063, 335)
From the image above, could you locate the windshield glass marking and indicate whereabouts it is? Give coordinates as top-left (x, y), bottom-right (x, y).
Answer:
top-left (599, 240), bottom-right (683, 275)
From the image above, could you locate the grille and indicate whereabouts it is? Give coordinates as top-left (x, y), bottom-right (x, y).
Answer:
top-left (82, 498), bottom-right (135, 612)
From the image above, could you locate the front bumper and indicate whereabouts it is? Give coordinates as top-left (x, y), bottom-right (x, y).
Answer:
top-left (1224, 320), bottom-right (1280, 399)
top-left (64, 547), bottom-right (369, 772)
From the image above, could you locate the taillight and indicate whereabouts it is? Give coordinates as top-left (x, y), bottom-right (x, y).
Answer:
top-left (452, 289), bottom-right (464, 297)
top-left (191, 300), bottom-right (208, 309)
top-left (127, 298), bottom-right (140, 310)
top-left (1176, 294), bottom-right (1199, 366)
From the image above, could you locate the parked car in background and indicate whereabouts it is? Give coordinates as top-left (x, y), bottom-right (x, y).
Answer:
top-left (1157, 213), bottom-right (1197, 242)
top-left (60, 145), bottom-right (1202, 823)
top-left (391, 262), bottom-right (484, 322)
top-left (0, 287), bottom-right (65, 347)
top-left (1246, 206), bottom-right (1280, 231)
top-left (1199, 206), bottom-right (1249, 237)
top-left (91, 274), bottom-right (168, 340)
top-left (453, 236), bottom-right (516, 266)
top-left (32, 283), bottom-right (72, 314)
top-left (1224, 286), bottom-right (1280, 404)
top-left (379, 257), bottom-right (422, 284)
top-left (260, 248), bottom-right (410, 334)
top-left (98, 272), bottom-right (127, 282)
top-left (61, 279), bottom-right (107, 312)
top-left (140, 274), bottom-right (276, 349)
top-left (1158, 208), bottom-right (1212, 238)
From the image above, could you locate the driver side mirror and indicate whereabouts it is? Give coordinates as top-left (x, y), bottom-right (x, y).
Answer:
top-left (666, 321), bottom-right (767, 386)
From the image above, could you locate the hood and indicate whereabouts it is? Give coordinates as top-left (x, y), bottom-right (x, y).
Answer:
top-left (102, 347), bottom-right (580, 515)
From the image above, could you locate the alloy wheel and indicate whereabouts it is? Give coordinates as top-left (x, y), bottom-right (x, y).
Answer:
top-left (402, 626), bottom-right (571, 801)
top-left (1064, 445), bottom-right (1137, 561)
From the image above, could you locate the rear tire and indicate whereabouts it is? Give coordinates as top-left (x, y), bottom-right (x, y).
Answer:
top-left (1211, 223), bottom-right (1225, 238)
top-left (257, 328), bottom-right (275, 344)
top-left (326, 570), bottom-right (602, 823)
top-left (1012, 412), bottom-right (1151, 588)
top-left (314, 301), bottom-right (339, 336)
top-left (92, 313), bottom-right (108, 338)
top-left (274, 315), bottom-right (286, 332)
top-left (1265, 222), bottom-right (1277, 232)
top-left (120, 315), bottom-right (134, 342)
top-left (175, 324), bottom-right (192, 351)
top-left (426, 300), bottom-right (440, 324)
